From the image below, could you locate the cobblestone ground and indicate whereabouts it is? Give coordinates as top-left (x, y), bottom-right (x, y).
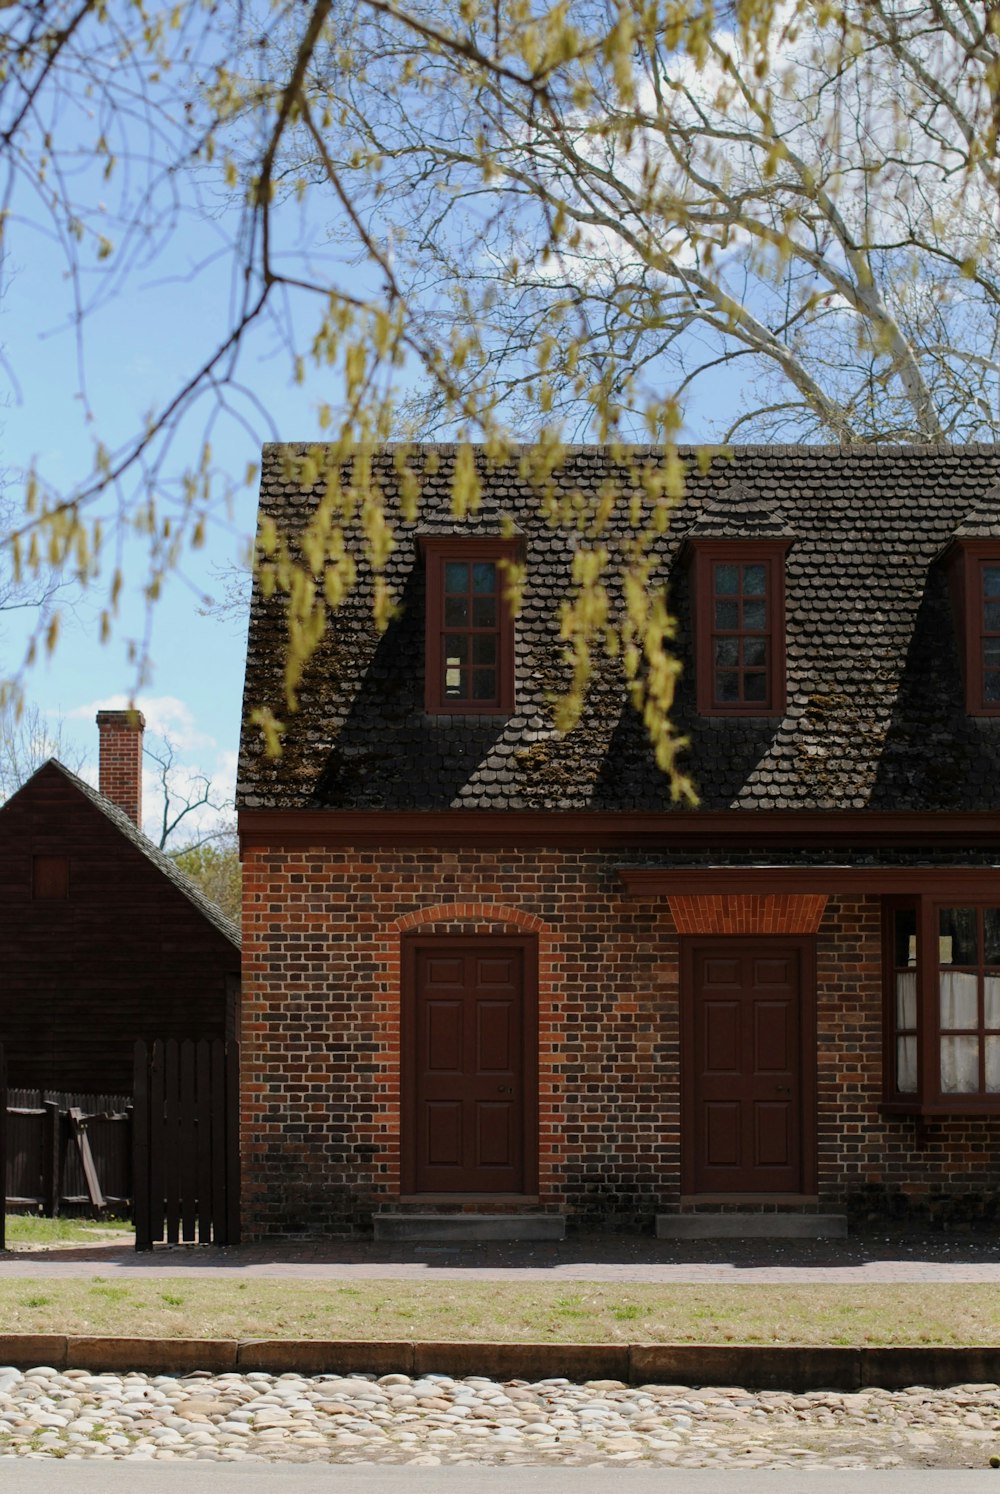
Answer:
top-left (1, 1368), bottom-right (1000, 1469)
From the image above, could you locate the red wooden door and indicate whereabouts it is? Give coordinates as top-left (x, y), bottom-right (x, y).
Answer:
top-left (686, 944), bottom-right (805, 1194)
top-left (404, 942), bottom-right (533, 1193)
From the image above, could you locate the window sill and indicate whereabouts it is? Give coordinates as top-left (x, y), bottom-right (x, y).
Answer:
top-left (880, 1100), bottom-right (1000, 1117)
top-left (425, 704), bottom-right (513, 717)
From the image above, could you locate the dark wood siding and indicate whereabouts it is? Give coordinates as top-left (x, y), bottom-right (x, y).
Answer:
top-left (0, 765), bottom-right (240, 1093)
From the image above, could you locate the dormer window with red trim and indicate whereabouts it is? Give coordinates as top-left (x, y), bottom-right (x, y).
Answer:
top-left (945, 539), bottom-right (1000, 715)
top-left (420, 537), bottom-right (520, 714)
top-left (687, 540), bottom-right (789, 716)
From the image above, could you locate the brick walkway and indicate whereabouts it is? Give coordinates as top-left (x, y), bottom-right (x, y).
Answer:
top-left (4, 1229), bottom-right (1000, 1280)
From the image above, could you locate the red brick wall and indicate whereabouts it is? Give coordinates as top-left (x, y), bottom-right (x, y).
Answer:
top-left (241, 848), bottom-right (1000, 1236)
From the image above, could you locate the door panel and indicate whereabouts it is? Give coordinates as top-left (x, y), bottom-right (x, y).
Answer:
top-left (426, 1101), bottom-right (462, 1166)
top-left (426, 1002), bottom-right (462, 1071)
top-left (705, 1001), bottom-right (740, 1071)
top-left (406, 942), bottom-right (532, 1193)
top-left (705, 1102), bottom-right (741, 1166)
top-left (688, 943), bottom-right (805, 1194)
top-left (754, 1102), bottom-right (790, 1167)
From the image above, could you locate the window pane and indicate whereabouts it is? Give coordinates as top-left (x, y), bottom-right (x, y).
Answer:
top-left (444, 668), bottom-right (465, 697)
top-left (714, 600), bottom-right (739, 629)
top-left (985, 602), bottom-right (1000, 630)
top-left (743, 638), bottom-right (767, 667)
top-left (894, 907), bottom-right (917, 968)
top-left (744, 672), bottom-right (768, 702)
top-left (941, 1035), bottom-right (979, 1092)
top-left (896, 1035), bottom-right (918, 1094)
top-left (444, 635), bottom-right (467, 664)
top-left (715, 672), bottom-right (739, 703)
top-left (472, 562), bottom-right (497, 594)
top-left (940, 970), bottom-right (978, 1028)
top-left (742, 600), bottom-right (767, 630)
top-left (472, 668), bottom-right (496, 700)
top-left (445, 562), bottom-right (469, 594)
top-left (987, 1037), bottom-right (1000, 1092)
top-left (985, 641), bottom-right (1000, 667)
top-left (986, 975), bottom-right (1000, 1027)
top-left (939, 907), bottom-right (978, 965)
top-left (473, 635), bottom-right (496, 665)
top-left (714, 564), bottom-right (739, 595)
top-left (985, 910), bottom-right (1000, 967)
top-left (444, 596), bottom-right (468, 626)
top-left (984, 566), bottom-right (1000, 598)
top-left (742, 564), bottom-right (767, 596)
top-left (714, 638), bottom-right (739, 666)
top-left (472, 597), bottom-right (496, 628)
top-left (896, 970), bottom-right (917, 1029)
top-left (985, 671), bottom-right (1000, 703)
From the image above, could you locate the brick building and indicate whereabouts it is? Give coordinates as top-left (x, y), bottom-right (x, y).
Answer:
top-left (0, 711), bottom-right (240, 1093)
top-left (238, 443), bottom-right (1000, 1238)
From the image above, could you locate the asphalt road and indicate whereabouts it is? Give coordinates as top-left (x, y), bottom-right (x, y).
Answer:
top-left (1, 1465), bottom-right (1000, 1493)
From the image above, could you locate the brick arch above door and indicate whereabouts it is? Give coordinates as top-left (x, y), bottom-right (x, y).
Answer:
top-left (392, 901), bottom-right (549, 936)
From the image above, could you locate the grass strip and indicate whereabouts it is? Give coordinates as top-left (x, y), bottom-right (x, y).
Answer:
top-left (4, 1216), bottom-right (133, 1246)
top-left (0, 1280), bottom-right (996, 1346)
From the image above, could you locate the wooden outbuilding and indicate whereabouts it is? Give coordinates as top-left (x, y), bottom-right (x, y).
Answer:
top-left (0, 711), bottom-right (240, 1093)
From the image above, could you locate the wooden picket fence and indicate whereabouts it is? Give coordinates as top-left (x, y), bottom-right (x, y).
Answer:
top-left (5, 1089), bottom-right (131, 1217)
top-left (132, 1038), bottom-right (240, 1249)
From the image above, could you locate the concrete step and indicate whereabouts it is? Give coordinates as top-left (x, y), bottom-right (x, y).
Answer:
top-left (374, 1212), bottom-right (566, 1243)
top-left (656, 1212), bottom-right (848, 1240)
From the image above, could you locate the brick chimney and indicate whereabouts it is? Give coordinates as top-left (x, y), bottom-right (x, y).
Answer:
top-left (96, 709), bottom-right (145, 827)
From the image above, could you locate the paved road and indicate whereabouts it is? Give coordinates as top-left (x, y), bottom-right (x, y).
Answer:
top-left (6, 1231), bottom-right (1000, 1282)
top-left (2, 1465), bottom-right (1000, 1492)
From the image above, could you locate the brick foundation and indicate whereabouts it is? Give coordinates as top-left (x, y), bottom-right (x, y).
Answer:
top-left (240, 846), bottom-right (1000, 1237)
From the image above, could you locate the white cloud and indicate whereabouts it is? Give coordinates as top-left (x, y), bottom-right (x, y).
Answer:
top-left (67, 693), bottom-right (216, 753)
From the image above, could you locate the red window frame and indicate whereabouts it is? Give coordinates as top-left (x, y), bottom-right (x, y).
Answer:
top-left (420, 537), bottom-right (520, 714)
top-left (949, 541), bottom-right (1000, 715)
top-left (882, 895), bottom-right (1000, 1115)
top-left (688, 540), bottom-right (789, 716)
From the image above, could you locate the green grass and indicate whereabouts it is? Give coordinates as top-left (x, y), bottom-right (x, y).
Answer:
top-left (4, 1214), bottom-right (133, 1246)
top-left (0, 1279), bottom-right (998, 1346)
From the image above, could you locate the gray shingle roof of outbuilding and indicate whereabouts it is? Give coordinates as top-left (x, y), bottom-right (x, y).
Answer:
top-left (237, 441), bottom-right (1000, 814)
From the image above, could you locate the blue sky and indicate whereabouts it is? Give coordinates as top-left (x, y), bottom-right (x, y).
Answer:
top-left (1, 121), bottom-right (745, 842)
top-left (1, 153), bottom-right (341, 837)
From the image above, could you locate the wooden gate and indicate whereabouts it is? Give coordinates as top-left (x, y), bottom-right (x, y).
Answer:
top-left (133, 1039), bottom-right (239, 1249)
top-left (0, 1045), bottom-right (6, 1251)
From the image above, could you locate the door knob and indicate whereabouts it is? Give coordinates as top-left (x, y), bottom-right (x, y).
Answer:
top-left (497, 1085), bottom-right (513, 1094)
top-left (775, 1085), bottom-right (791, 1094)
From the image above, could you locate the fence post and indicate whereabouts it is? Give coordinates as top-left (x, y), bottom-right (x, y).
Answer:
top-left (0, 1044), bottom-right (6, 1252)
top-left (225, 1040), bottom-right (241, 1247)
top-left (42, 1102), bottom-right (61, 1218)
top-left (133, 1041), bottom-right (151, 1252)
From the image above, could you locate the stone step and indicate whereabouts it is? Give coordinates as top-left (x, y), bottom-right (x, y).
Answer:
top-left (656, 1212), bottom-right (848, 1240)
top-left (374, 1212), bottom-right (566, 1243)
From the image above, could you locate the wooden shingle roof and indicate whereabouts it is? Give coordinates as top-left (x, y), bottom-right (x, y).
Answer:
top-left (238, 442), bottom-right (1000, 814)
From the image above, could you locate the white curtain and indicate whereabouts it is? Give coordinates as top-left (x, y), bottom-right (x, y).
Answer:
top-left (939, 970), bottom-right (978, 1027)
top-left (895, 972), bottom-right (917, 1093)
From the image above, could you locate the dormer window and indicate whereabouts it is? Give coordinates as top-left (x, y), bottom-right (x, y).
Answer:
top-left (944, 539), bottom-right (1000, 715)
top-left (687, 540), bottom-right (789, 716)
top-left (420, 537), bottom-right (519, 714)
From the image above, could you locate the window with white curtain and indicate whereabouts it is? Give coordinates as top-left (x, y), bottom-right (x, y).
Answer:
top-left (885, 900), bottom-right (1000, 1110)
